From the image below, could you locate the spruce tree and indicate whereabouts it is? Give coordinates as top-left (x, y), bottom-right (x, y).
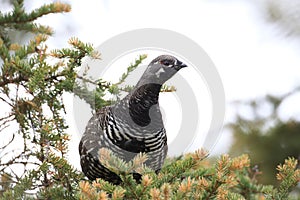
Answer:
top-left (0, 1), bottom-right (96, 199)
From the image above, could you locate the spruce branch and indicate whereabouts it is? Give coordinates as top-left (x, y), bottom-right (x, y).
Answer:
top-left (116, 54), bottom-right (147, 86)
top-left (0, 1), bottom-right (96, 198)
top-left (0, 2), bottom-right (71, 27)
top-left (79, 150), bottom-right (300, 199)
top-left (98, 148), bottom-right (150, 176)
top-left (276, 157), bottom-right (300, 199)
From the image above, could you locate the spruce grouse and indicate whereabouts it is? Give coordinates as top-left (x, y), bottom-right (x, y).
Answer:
top-left (79, 55), bottom-right (187, 184)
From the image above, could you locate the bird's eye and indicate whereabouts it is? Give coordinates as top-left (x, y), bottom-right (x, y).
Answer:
top-left (161, 60), bottom-right (172, 66)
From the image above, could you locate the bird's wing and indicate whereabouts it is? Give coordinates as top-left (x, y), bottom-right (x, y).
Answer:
top-left (79, 107), bottom-right (108, 159)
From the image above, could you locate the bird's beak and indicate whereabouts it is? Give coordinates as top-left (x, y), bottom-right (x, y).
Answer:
top-left (174, 60), bottom-right (187, 70)
top-left (179, 63), bottom-right (187, 68)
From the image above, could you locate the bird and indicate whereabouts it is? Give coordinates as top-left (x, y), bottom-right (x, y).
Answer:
top-left (79, 55), bottom-right (187, 184)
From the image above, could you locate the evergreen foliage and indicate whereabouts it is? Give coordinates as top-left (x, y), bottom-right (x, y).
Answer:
top-left (0, 1), bottom-right (93, 198)
top-left (78, 149), bottom-right (300, 200)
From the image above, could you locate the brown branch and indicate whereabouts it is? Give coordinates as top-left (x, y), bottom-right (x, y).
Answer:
top-left (0, 114), bottom-right (14, 131)
top-left (0, 75), bottom-right (29, 88)
top-left (0, 133), bottom-right (15, 150)
top-left (76, 75), bottom-right (98, 85)
top-left (0, 96), bottom-right (13, 107)
top-left (0, 153), bottom-right (23, 167)
top-left (0, 150), bottom-right (34, 175)
top-left (76, 75), bottom-right (111, 89)
top-left (0, 71), bottom-right (68, 88)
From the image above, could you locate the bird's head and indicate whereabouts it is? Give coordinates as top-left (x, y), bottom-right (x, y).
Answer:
top-left (137, 55), bottom-right (187, 86)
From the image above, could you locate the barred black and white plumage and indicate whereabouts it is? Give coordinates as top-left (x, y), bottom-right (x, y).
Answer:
top-left (79, 55), bottom-right (187, 184)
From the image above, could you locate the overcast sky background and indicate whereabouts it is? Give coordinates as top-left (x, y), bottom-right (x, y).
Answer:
top-left (2, 0), bottom-right (300, 170)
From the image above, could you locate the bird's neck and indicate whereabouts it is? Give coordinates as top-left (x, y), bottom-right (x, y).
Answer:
top-left (128, 83), bottom-right (162, 127)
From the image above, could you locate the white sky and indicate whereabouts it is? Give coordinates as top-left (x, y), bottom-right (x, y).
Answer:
top-left (2, 0), bottom-right (300, 170)
top-left (44, 0), bottom-right (300, 100)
